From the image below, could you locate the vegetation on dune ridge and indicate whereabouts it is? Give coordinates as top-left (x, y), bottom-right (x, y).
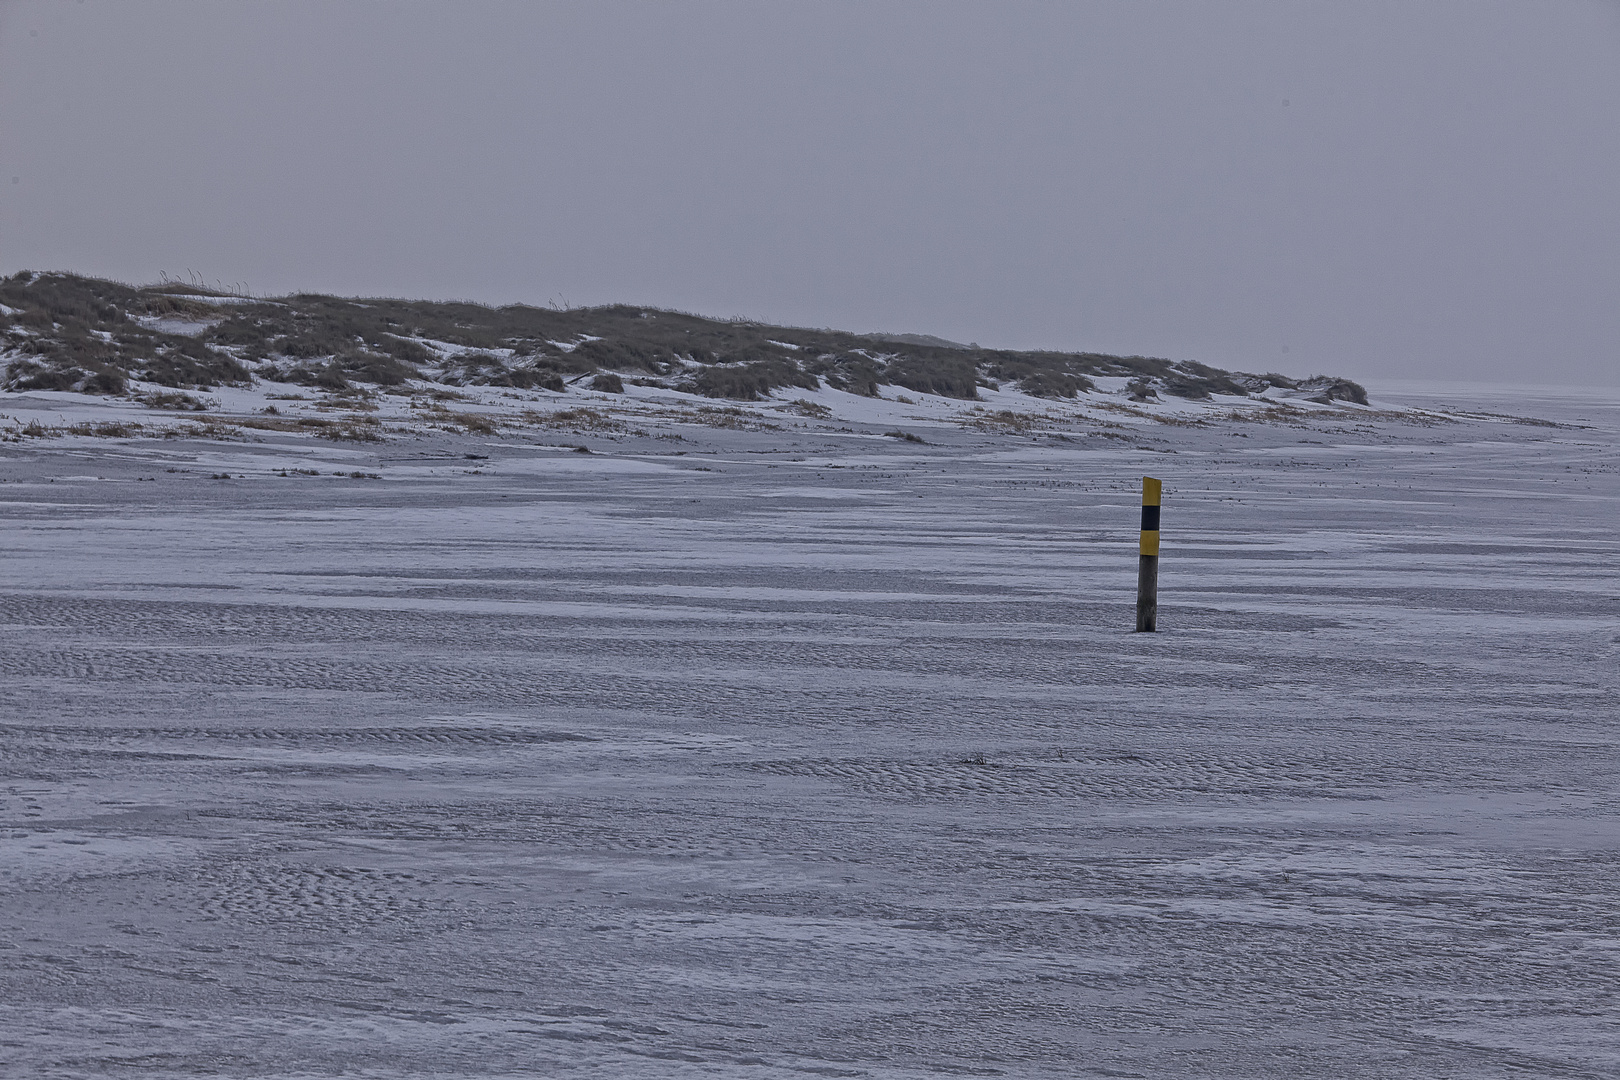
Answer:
top-left (0, 270), bottom-right (1368, 405)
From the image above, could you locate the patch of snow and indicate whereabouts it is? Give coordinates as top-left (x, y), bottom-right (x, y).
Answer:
top-left (163, 294), bottom-right (262, 306)
top-left (135, 314), bottom-right (221, 337)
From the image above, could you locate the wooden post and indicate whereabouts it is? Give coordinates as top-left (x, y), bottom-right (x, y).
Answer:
top-left (1136, 476), bottom-right (1161, 632)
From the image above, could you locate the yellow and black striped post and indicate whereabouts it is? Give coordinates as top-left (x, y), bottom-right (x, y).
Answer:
top-left (1136, 476), bottom-right (1161, 632)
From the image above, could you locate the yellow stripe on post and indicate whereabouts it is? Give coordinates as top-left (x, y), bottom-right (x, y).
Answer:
top-left (1139, 530), bottom-right (1160, 557)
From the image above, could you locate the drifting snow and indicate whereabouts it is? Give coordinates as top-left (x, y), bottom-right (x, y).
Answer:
top-left (0, 382), bottom-right (1615, 1077)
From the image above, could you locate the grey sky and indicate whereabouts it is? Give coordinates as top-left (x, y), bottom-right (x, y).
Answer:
top-left (2, 1), bottom-right (1616, 385)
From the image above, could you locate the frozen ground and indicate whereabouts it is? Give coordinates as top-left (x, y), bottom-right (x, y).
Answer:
top-left (0, 381), bottom-right (1616, 1078)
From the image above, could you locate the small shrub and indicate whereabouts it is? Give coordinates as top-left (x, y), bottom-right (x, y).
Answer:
top-left (322, 420), bottom-right (385, 442)
top-left (525, 407), bottom-right (625, 432)
top-left (139, 336), bottom-right (250, 388)
top-left (373, 336), bottom-right (438, 366)
top-left (440, 352), bottom-right (505, 385)
top-left (591, 372), bottom-right (625, 393)
top-left (4, 360), bottom-right (81, 392)
top-left (1017, 371), bottom-right (1084, 399)
top-left (689, 406), bottom-right (781, 431)
top-left (175, 420), bottom-right (244, 440)
top-left (1162, 362), bottom-right (1246, 399)
top-left (509, 368), bottom-right (565, 391)
top-left (81, 366), bottom-right (128, 395)
top-left (788, 398), bottom-right (831, 418)
top-left (316, 391), bottom-right (377, 412)
top-left (142, 391), bottom-right (210, 411)
top-left (886, 356), bottom-right (980, 400)
top-left (808, 354), bottom-right (883, 397)
top-left (1299, 377), bottom-right (1368, 405)
top-left (967, 410), bottom-right (1045, 433)
top-left (279, 361), bottom-right (351, 391)
top-left (451, 412), bottom-right (497, 434)
top-left (66, 421), bottom-right (140, 437)
top-left (441, 352), bottom-right (562, 391)
top-left (688, 360), bottom-right (816, 401)
top-left (340, 350), bottom-right (418, 386)
top-left (1161, 376), bottom-right (1212, 400)
top-left (574, 338), bottom-right (675, 373)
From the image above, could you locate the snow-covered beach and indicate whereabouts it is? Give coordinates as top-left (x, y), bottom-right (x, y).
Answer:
top-left (2, 382), bottom-right (1616, 1077)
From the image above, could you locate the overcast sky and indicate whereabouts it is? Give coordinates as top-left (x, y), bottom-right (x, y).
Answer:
top-left (2, 1), bottom-right (1616, 385)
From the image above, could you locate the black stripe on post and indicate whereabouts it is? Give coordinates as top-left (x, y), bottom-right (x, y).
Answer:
top-left (1140, 505), bottom-right (1161, 532)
